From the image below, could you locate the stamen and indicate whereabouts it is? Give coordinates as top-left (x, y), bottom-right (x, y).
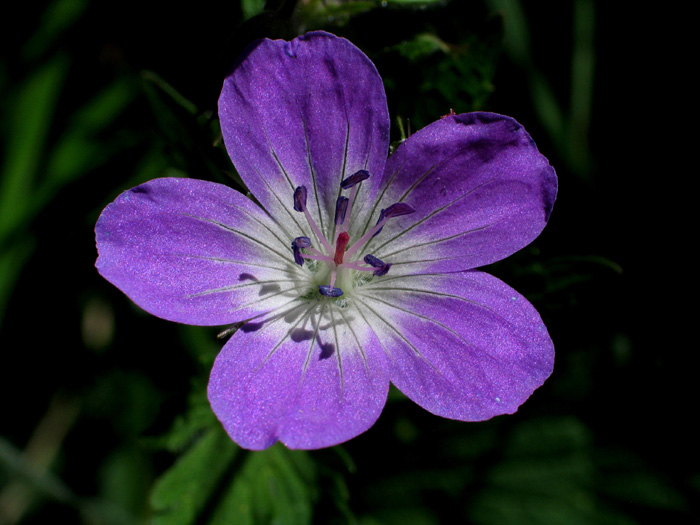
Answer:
top-left (291, 237), bottom-right (310, 267)
top-left (335, 196), bottom-right (349, 225)
top-left (319, 285), bottom-right (343, 297)
top-left (340, 170), bottom-right (370, 234)
top-left (334, 232), bottom-right (350, 265)
top-left (297, 252), bottom-right (330, 262)
top-left (290, 177), bottom-right (407, 299)
top-left (345, 202), bottom-right (415, 259)
top-left (373, 265), bottom-right (391, 277)
top-left (340, 170), bottom-right (370, 189)
top-left (294, 236), bottom-right (311, 248)
top-left (292, 185), bottom-right (333, 254)
top-left (381, 202), bottom-right (415, 218)
top-left (372, 203), bottom-right (415, 237)
top-left (292, 245), bottom-right (304, 266)
top-left (364, 254), bottom-right (392, 276)
top-left (293, 186), bottom-right (307, 212)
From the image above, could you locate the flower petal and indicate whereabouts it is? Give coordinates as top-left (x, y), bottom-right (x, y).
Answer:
top-left (95, 178), bottom-right (302, 325)
top-left (208, 300), bottom-right (389, 450)
top-left (218, 31), bottom-right (390, 239)
top-left (365, 113), bottom-right (557, 273)
top-left (355, 270), bottom-right (553, 421)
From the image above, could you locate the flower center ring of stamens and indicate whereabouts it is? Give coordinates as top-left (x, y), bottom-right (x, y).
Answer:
top-left (290, 170), bottom-right (414, 297)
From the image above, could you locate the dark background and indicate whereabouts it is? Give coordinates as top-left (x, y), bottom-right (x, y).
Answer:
top-left (0, 1), bottom-right (693, 523)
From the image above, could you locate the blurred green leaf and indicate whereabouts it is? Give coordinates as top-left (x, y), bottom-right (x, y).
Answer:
top-left (141, 70), bottom-right (228, 187)
top-left (603, 471), bottom-right (687, 511)
top-left (487, 0), bottom-right (595, 178)
top-left (241, 0), bottom-right (267, 20)
top-left (141, 71), bottom-right (197, 117)
top-left (146, 326), bottom-right (220, 454)
top-left (86, 370), bottom-right (164, 439)
top-left (0, 54), bottom-right (68, 243)
top-left (99, 447), bottom-right (153, 515)
top-left (0, 54), bottom-right (68, 327)
top-left (486, 0), bottom-right (565, 139)
top-left (37, 79), bottom-right (137, 205)
top-left (359, 507), bottom-right (439, 525)
top-left (295, 0), bottom-right (376, 28)
top-left (150, 427), bottom-right (239, 525)
top-left (382, 28), bottom-right (499, 129)
top-left (384, 0), bottom-right (447, 5)
top-left (23, 0), bottom-right (89, 60)
top-left (179, 325), bottom-right (221, 368)
top-left (508, 253), bottom-right (623, 306)
top-left (470, 417), bottom-right (634, 525)
top-left (393, 33), bottom-right (449, 61)
top-left (208, 445), bottom-right (318, 525)
top-left (323, 1), bottom-right (376, 17)
top-left (153, 385), bottom-right (216, 454)
top-left (597, 449), bottom-right (688, 512)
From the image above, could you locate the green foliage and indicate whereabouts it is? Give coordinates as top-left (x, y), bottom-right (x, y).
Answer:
top-left (241, 0), bottom-right (267, 20)
top-left (208, 445), bottom-right (318, 525)
top-left (0, 57), bottom-right (67, 242)
top-left (150, 428), bottom-right (319, 525)
top-left (383, 0), bottom-right (447, 5)
top-left (140, 70), bottom-right (241, 190)
top-left (150, 427), bottom-right (239, 525)
top-left (386, 31), bottom-right (498, 123)
top-left (22, 0), bottom-right (90, 60)
top-left (487, 0), bottom-right (595, 178)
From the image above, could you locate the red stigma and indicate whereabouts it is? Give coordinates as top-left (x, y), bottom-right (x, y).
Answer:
top-left (334, 232), bottom-right (350, 264)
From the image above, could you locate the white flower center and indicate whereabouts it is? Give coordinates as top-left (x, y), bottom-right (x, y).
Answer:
top-left (291, 170), bottom-right (414, 298)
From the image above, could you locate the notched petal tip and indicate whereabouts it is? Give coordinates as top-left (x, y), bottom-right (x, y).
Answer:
top-left (284, 39), bottom-right (299, 58)
top-left (218, 31), bottom-right (390, 221)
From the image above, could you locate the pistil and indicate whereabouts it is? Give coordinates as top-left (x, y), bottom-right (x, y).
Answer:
top-left (334, 232), bottom-right (349, 264)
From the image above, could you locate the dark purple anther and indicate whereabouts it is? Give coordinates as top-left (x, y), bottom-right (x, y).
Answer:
top-left (293, 186), bottom-right (308, 212)
top-left (372, 202), bottom-right (416, 237)
top-left (335, 196), bottom-right (349, 225)
top-left (292, 236), bottom-right (311, 266)
top-left (364, 254), bottom-right (385, 267)
top-left (372, 263), bottom-right (391, 276)
top-left (381, 202), bottom-right (415, 219)
top-left (293, 236), bottom-right (311, 248)
top-left (292, 244), bottom-right (304, 266)
top-left (340, 170), bottom-right (370, 189)
top-left (364, 254), bottom-right (391, 276)
top-left (319, 285), bottom-right (343, 297)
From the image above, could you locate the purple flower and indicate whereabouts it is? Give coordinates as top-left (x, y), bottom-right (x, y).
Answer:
top-left (95, 31), bottom-right (557, 450)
